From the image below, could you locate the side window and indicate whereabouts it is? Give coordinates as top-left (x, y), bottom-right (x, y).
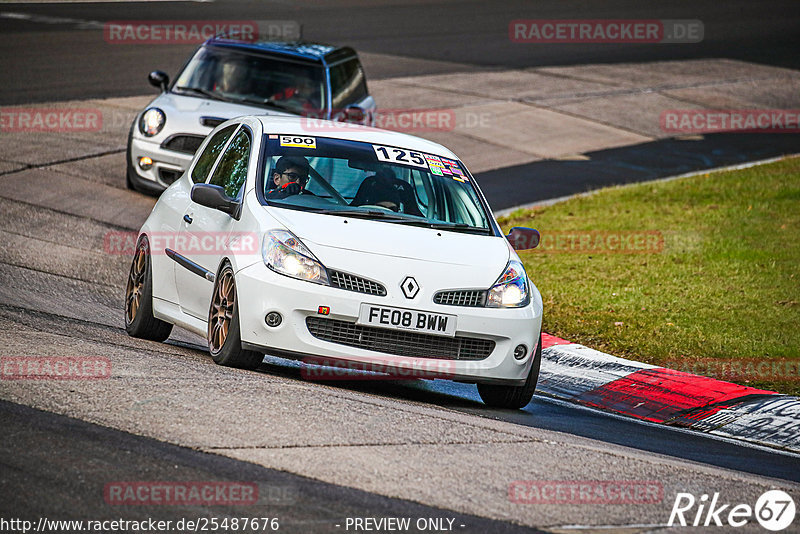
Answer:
top-left (208, 127), bottom-right (252, 198)
top-left (191, 125), bottom-right (236, 183)
top-left (330, 58), bottom-right (367, 110)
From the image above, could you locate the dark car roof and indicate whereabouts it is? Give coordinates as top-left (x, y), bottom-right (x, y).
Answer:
top-left (205, 38), bottom-right (357, 66)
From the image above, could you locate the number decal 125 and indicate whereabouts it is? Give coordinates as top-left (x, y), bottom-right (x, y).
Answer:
top-left (372, 145), bottom-right (429, 169)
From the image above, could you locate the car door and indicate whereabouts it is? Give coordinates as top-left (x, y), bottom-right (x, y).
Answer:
top-left (175, 124), bottom-right (252, 320)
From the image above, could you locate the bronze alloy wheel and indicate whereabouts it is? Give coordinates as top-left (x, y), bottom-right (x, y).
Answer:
top-left (125, 242), bottom-right (147, 325)
top-left (124, 236), bottom-right (172, 342)
top-left (209, 268), bottom-right (236, 353)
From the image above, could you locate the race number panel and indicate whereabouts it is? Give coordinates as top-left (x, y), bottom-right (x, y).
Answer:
top-left (280, 135), bottom-right (316, 149)
top-left (372, 145), bottom-right (429, 169)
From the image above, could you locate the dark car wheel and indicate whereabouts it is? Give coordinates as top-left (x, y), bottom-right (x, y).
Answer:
top-left (478, 333), bottom-right (542, 409)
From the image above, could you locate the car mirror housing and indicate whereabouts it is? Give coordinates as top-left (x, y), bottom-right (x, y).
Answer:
top-left (148, 70), bottom-right (169, 92)
top-left (191, 184), bottom-right (239, 218)
top-left (506, 227), bottom-right (540, 250)
top-left (345, 105), bottom-right (368, 124)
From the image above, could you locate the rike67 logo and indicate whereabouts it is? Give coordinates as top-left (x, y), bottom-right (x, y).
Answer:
top-left (669, 490), bottom-right (795, 531)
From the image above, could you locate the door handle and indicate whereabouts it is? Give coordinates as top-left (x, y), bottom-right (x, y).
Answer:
top-left (183, 214), bottom-right (193, 224)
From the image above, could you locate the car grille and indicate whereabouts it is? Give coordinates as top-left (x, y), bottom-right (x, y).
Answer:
top-left (161, 134), bottom-right (205, 155)
top-left (158, 168), bottom-right (181, 185)
top-left (434, 289), bottom-right (487, 307)
top-left (329, 270), bottom-right (386, 296)
top-left (306, 317), bottom-right (494, 361)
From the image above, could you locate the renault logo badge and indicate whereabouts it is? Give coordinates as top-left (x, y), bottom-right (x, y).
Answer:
top-left (400, 276), bottom-right (420, 299)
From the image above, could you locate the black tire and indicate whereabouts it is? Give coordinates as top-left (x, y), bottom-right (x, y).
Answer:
top-left (126, 166), bottom-right (136, 190)
top-left (478, 333), bottom-right (542, 409)
top-left (125, 122), bottom-right (138, 191)
top-left (125, 236), bottom-right (173, 341)
top-left (208, 263), bottom-right (263, 369)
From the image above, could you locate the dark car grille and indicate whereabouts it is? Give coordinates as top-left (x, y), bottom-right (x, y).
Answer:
top-left (158, 168), bottom-right (181, 185)
top-left (306, 317), bottom-right (494, 361)
top-left (329, 270), bottom-right (386, 296)
top-left (161, 134), bottom-right (205, 155)
top-left (434, 289), bottom-right (487, 307)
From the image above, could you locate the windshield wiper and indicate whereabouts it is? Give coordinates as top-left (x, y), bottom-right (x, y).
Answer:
top-left (319, 210), bottom-right (490, 233)
top-left (427, 222), bottom-right (492, 234)
top-left (318, 208), bottom-right (423, 223)
top-left (174, 86), bottom-right (234, 103)
top-left (236, 97), bottom-right (298, 113)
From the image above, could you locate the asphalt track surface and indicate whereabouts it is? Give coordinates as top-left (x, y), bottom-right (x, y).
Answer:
top-left (1, 0), bottom-right (800, 105)
top-left (1, 1), bottom-right (799, 531)
top-left (482, 133), bottom-right (800, 211)
top-left (0, 400), bottom-right (541, 533)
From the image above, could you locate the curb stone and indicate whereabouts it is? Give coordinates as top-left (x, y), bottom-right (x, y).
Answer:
top-left (537, 334), bottom-right (800, 453)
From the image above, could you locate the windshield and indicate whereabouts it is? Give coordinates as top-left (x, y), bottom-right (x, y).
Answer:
top-left (172, 46), bottom-right (326, 115)
top-left (260, 135), bottom-right (492, 232)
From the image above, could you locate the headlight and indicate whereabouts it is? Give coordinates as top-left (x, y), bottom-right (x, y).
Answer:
top-left (262, 230), bottom-right (329, 285)
top-left (486, 260), bottom-right (529, 308)
top-left (139, 108), bottom-right (165, 137)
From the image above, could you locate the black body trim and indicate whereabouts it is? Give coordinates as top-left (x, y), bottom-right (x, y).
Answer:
top-left (165, 248), bottom-right (215, 282)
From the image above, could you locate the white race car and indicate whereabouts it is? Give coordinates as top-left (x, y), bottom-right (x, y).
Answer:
top-left (125, 115), bottom-right (544, 408)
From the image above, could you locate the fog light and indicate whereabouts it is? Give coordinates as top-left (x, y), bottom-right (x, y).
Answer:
top-left (265, 312), bottom-right (282, 327)
top-left (513, 344), bottom-right (527, 360)
top-left (138, 156), bottom-right (153, 170)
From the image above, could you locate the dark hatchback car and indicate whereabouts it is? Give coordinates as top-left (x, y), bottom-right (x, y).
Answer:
top-left (127, 37), bottom-right (375, 194)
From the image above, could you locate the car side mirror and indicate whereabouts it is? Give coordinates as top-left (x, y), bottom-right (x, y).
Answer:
top-left (506, 227), bottom-right (540, 250)
top-left (344, 105), bottom-right (368, 124)
top-left (148, 71), bottom-right (169, 92)
top-left (191, 184), bottom-right (239, 218)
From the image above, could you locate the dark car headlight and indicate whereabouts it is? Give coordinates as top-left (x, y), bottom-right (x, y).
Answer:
top-left (139, 108), bottom-right (166, 137)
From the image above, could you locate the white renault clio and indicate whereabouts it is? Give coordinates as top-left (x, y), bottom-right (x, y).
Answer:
top-left (125, 115), bottom-right (543, 408)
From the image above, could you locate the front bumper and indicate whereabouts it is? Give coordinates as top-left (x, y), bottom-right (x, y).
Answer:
top-left (128, 134), bottom-right (194, 192)
top-left (235, 262), bottom-right (543, 385)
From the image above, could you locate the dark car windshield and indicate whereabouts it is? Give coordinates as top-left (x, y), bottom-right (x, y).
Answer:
top-left (172, 46), bottom-right (326, 115)
top-left (260, 135), bottom-right (492, 233)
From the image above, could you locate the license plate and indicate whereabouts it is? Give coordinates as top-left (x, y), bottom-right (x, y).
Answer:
top-left (357, 304), bottom-right (457, 337)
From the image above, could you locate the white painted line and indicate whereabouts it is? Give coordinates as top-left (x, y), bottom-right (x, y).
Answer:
top-left (0, 11), bottom-right (103, 28)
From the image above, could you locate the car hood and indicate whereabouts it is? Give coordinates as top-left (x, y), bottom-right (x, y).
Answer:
top-left (146, 92), bottom-right (295, 135)
top-left (267, 207), bottom-right (509, 272)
